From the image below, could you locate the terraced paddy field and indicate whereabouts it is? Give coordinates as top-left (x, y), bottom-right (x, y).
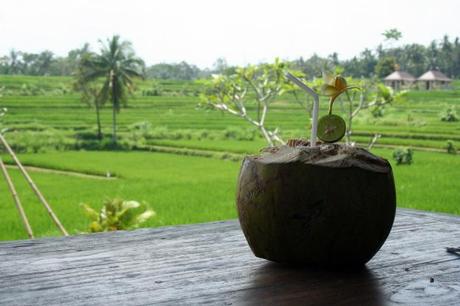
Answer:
top-left (1, 75), bottom-right (459, 150)
top-left (0, 75), bottom-right (459, 240)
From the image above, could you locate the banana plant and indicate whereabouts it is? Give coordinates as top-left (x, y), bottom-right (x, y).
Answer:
top-left (81, 199), bottom-right (155, 232)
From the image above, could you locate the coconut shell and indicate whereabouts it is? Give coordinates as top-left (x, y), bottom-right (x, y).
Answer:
top-left (236, 144), bottom-right (396, 266)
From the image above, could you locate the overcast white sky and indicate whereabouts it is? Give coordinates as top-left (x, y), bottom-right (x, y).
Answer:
top-left (1, 0), bottom-right (459, 68)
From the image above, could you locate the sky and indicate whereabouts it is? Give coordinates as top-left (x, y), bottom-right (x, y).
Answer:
top-left (1, 0), bottom-right (459, 68)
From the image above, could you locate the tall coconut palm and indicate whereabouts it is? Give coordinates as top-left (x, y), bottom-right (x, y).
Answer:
top-left (8, 49), bottom-right (22, 74)
top-left (81, 35), bottom-right (144, 143)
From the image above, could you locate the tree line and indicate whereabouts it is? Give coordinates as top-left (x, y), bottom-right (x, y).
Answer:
top-left (0, 45), bottom-right (213, 80)
top-left (1, 31), bottom-right (460, 80)
top-left (292, 31), bottom-right (460, 79)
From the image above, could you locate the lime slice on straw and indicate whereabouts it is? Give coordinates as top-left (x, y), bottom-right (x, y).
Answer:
top-left (317, 114), bottom-right (346, 143)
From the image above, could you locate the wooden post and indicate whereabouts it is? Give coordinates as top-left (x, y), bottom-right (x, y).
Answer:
top-left (0, 134), bottom-right (68, 236)
top-left (0, 157), bottom-right (34, 239)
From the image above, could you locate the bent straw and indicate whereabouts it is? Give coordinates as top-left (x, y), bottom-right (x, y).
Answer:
top-left (285, 72), bottom-right (319, 146)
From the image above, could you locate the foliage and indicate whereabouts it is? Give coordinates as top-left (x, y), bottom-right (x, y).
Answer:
top-left (222, 126), bottom-right (256, 141)
top-left (293, 35), bottom-right (460, 79)
top-left (375, 57), bottom-right (397, 78)
top-left (201, 58), bottom-right (300, 146)
top-left (393, 147), bottom-right (413, 165)
top-left (290, 54), bottom-right (336, 78)
top-left (0, 46), bottom-right (90, 76)
top-left (81, 199), bottom-right (155, 232)
top-left (0, 107), bottom-right (6, 134)
top-left (3, 129), bottom-right (74, 153)
top-left (77, 35), bottom-right (144, 143)
top-left (341, 79), bottom-right (405, 144)
top-left (440, 106), bottom-right (458, 122)
top-left (371, 106), bottom-right (385, 118)
top-left (142, 82), bottom-right (163, 96)
top-left (74, 58), bottom-right (104, 140)
top-left (382, 28), bottom-right (402, 41)
top-left (3, 34), bottom-right (460, 80)
top-left (145, 62), bottom-right (204, 80)
top-left (446, 140), bottom-right (457, 155)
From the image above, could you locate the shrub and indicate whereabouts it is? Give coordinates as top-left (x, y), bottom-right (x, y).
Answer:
top-left (81, 199), bottom-right (155, 233)
top-left (0, 107), bottom-right (6, 131)
top-left (440, 106), bottom-right (458, 122)
top-left (4, 129), bottom-right (75, 153)
top-left (222, 127), bottom-right (256, 141)
top-left (142, 83), bottom-right (163, 96)
top-left (371, 106), bottom-right (385, 118)
top-left (446, 140), bottom-right (457, 155)
top-left (148, 126), bottom-right (171, 139)
top-left (392, 148), bottom-right (413, 165)
top-left (128, 121), bottom-right (152, 138)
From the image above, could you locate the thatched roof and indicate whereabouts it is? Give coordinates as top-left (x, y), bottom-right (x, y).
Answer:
top-left (384, 71), bottom-right (416, 81)
top-left (418, 70), bottom-right (452, 81)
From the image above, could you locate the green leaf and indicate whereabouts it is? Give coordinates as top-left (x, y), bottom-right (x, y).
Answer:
top-left (136, 209), bottom-right (156, 224)
top-left (89, 221), bottom-right (103, 233)
top-left (80, 203), bottom-right (99, 221)
top-left (122, 200), bottom-right (140, 210)
top-left (322, 72), bottom-right (335, 85)
top-left (321, 84), bottom-right (338, 96)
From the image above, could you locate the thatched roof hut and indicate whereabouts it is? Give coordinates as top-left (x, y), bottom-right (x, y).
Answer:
top-left (384, 71), bottom-right (416, 90)
top-left (417, 70), bottom-right (452, 90)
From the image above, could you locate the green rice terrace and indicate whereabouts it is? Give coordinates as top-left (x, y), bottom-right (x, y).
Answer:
top-left (0, 75), bottom-right (459, 240)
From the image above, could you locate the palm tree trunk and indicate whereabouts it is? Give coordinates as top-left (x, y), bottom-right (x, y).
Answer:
top-left (110, 70), bottom-right (117, 144)
top-left (95, 101), bottom-right (102, 140)
top-left (112, 104), bottom-right (117, 143)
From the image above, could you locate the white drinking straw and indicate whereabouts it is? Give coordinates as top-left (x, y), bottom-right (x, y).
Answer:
top-left (285, 72), bottom-right (319, 147)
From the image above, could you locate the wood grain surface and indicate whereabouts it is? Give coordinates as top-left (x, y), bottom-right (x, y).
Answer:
top-left (0, 208), bottom-right (459, 305)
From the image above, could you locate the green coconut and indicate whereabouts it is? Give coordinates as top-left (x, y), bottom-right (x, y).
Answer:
top-left (236, 143), bottom-right (396, 266)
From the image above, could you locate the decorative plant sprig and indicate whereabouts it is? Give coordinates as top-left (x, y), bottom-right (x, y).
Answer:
top-left (321, 74), bottom-right (359, 115)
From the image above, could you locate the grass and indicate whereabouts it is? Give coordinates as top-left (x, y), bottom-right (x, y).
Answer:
top-left (0, 75), bottom-right (459, 241)
top-left (372, 149), bottom-right (460, 215)
top-left (0, 151), bottom-right (240, 241)
top-left (0, 149), bottom-right (458, 241)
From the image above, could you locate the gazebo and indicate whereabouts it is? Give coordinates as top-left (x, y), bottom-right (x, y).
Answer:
top-left (417, 70), bottom-right (452, 90)
top-left (383, 70), bottom-right (416, 90)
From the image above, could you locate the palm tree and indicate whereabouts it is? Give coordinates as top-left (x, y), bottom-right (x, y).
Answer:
top-left (80, 35), bottom-right (144, 143)
top-left (75, 52), bottom-right (104, 140)
top-left (8, 49), bottom-right (22, 74)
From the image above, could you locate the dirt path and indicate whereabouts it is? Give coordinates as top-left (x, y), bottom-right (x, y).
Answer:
top-left (5, 165), bottom-right (117, 180)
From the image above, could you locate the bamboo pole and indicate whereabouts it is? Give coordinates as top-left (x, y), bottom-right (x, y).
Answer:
top-left (0, 157), bottom-right (34, 239)
top-left (0, 134), bottom-right (68, 236)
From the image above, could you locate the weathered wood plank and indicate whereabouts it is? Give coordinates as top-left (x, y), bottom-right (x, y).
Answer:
top-left (0, 208), bottom-right (459, 305)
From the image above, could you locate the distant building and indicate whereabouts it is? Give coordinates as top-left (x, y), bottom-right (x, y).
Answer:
top-left (384, 71), bottom-right (416, 90)
top-left (417, 70), bottom-right (452, 90)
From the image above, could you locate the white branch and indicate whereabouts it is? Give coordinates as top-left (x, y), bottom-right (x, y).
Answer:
top-left (368, 134), bottom-right (381, 150)
top-left (259, 102), bottom-right (268, 126)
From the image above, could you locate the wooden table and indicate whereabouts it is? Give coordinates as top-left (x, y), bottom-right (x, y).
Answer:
top-left (0, 209), bottom-right (459, 305)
